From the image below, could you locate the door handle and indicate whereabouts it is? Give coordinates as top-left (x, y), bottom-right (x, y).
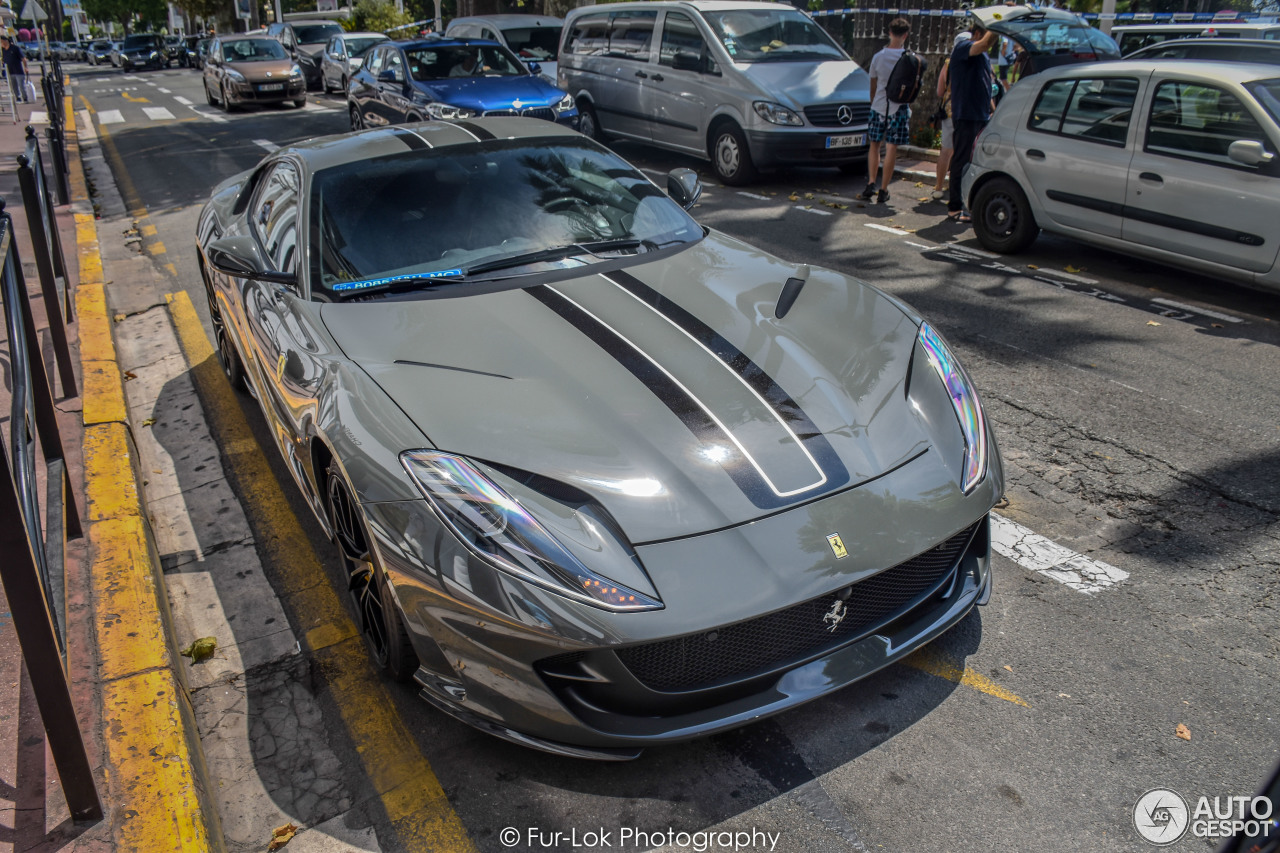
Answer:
top-left (1139, 172), bottom-right (1163, 184)
top-left (652, 73), bottom-right (664, 82)
top-left (1026, 149), bottom-right (1045, 160)
top-left (634, 70), bottom-right (648, 79)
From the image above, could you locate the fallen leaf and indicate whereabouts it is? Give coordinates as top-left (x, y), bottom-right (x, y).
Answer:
top-left (803, 193), bottom-right (813, 200)
top-left (1211, 323), bottom-right (1224, 329)
top-left (918, 197), bottom-right (931, 202)
top-left (179, 636), bottom-right (217, 664)
top-left (1026, 264), bottom-right (1040, 270)
top-left (833, 203), bottom-right (848, 210)
top-left (788, 193), bottom-right (800, 202)
top-left (113, 313), bottom-right (127, 322)
top-left (1065, 264), bottom-right (1086, 273)
top-left (123, 370), bottom-right (137, 380)
top-left (1147, 321), bottom-right (1161, 327)
top-left (1003, 665), bottom-right (1013, 672)
top-left (1058, 693), bottom-right (1071, 698)
top-left (142, 417), bottom-right (157, 427)
top-left (914, 181), bottom-right (924, 187)
top-left (268, 822), bottom-right (298, 851)
top-left (805, 205), bottom-right (812, 209)
top-left (1176, 724), bottom-right (1191, 741)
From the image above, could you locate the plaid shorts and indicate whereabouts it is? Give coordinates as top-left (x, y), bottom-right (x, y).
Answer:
top-left (868, 105), bottom-right (911, 146)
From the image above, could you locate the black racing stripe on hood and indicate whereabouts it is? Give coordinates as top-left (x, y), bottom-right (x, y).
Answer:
top-left (606, 269), bottom-right (851, 493)
top-left (527, 284), bottom-right (829, 510)
top-left (452, 120), bottom-right (496, 140)
top-left (391, 128), bottom-right (431, 149)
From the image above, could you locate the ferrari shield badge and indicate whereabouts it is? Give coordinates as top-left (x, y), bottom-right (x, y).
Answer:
top-left (826, 533), bottom-right (848, 559)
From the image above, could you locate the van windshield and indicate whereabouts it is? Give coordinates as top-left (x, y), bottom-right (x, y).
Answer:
top-left (701, 9), bottom-right (846, 62)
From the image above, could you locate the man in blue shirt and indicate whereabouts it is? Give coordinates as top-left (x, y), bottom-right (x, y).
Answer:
top-left (1, 36), bottom-right (29, 105)
top-left (947, 24), bottom-right (997, 222)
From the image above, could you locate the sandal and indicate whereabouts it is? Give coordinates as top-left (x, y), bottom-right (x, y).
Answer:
top-left (947, 211), bottom-right (972, 224)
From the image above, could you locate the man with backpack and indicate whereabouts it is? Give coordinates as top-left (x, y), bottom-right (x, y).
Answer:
top-left (857, 18), bottom-right (923, 204)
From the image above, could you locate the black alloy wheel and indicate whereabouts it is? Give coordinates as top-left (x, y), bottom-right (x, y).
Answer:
top-left (972, 176), bottom-right (1039, 254)
top-left (349, 105), bottom-right (363, 131)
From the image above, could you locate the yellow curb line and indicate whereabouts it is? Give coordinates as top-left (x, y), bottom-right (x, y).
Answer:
top-left (67, 87), bottom-right (221, 851)
top-left (169, 289), bottom-right (477, 852)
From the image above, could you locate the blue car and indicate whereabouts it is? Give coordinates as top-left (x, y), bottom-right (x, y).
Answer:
top-left (348, 37), bottom-right (578, 130)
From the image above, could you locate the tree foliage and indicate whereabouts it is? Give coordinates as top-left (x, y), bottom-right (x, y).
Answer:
top-left (82, 0), bottom-right (169, 32)
top-left (353, 0), bottom-right (414, 33)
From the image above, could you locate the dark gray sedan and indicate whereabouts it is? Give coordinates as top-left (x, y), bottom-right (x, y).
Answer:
top-left (197, 119), bottom-right (1002, 759)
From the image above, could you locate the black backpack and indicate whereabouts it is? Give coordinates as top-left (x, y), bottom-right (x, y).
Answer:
top-left (885, 49), bottom-right (927, 105)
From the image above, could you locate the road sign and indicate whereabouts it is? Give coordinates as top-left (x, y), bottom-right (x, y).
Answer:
top-left (20, 0), bottom-right (48, 20)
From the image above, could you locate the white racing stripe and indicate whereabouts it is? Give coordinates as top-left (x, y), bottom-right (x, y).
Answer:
top-left (143, 106), bottom-right (176, 120)
top-left (98, 109), bottom-right (124, 124)
top-left (1151, 297), bottom-right (1244, 324)
top-left (253, 139), bottom-right (280, 153)
top-left (991, 514), bottom-right (1128, 594)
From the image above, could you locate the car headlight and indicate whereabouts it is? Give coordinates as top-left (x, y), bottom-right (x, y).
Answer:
top-left (225, 68), bottom-right (246, 83)
top-left (401, 451), bottom-right (662, 612)
top-left (917, 322), bottom-right (988, 494)
top-left (555, 92), bottom-right (574, 112)
top-left (753, 101), bottom-right (803, 127)
top-left (425, 102), bottom-right (476, 120)
top-left (290, 64), bottom-right (304, 78)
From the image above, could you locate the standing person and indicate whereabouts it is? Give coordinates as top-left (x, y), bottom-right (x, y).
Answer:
top-left (1, 36), bottom-right (29, 105)
top-left (946, 23), bottom-right (997, 223)
top-left (931, 32), bottom-right (968, 201)
top-left (857, 17), bottom-right (913, 205)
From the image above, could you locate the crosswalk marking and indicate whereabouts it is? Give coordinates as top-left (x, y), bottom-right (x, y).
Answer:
top-left (174, 95), bottom-right (192, 105)
top-left (142, 106), bottom-right (176, 121)
top-left (253, 139), bottom-right (280, 153)
top-left (158, 87), bottom-right (171, 94)
top-left (123, 74), bottom-right (143, 81)
top-left (990, 514), bottom-right (1128, 594)
top-left (189, 106), bottom-right (228, 124)
top-left (94, 76), bottom-right (110, 82)
top-left (98, 109), bottom-right (124, 124)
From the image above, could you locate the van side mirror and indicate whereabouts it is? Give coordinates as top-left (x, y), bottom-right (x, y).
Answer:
top-left (666, 168), bottom-right (702, 209)
top-left (671, 50), bottom-right (702, 72)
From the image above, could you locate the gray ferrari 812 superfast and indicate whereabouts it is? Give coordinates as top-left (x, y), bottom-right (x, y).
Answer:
top-left (197, 118), bottom-right (1003, 759)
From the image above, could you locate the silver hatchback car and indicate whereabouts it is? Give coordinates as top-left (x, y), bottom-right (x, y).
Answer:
top-left (318, 31), bottom-right (389, 94)
top-left (963, 60), bottom-right (1280, 293)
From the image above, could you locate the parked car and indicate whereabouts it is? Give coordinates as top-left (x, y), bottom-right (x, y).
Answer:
top-left (110, 42), bottom-right (123, 67)
top-left (966, 4), bottom-right (1119, 77)
top-left (1112, 21), bottom-right (1280, 56)
top-left (560, 0), bottom-right (872, 185)
top-left (119, 33), bottom-right (172, 71)
top-left (193, 38), bottom-right (211, 70)
top-left (1124, 36), bottom-right (1280, 64)
top-left (347, 38), bottom-right (577, 130)
top-left (446, 14), bottom-right (563, 80)
top-left (319, 31), bottom-right (388, 94)
top-left (962, 60), bottom-right (1280, 292)
top-left (87, 39), bottom-right (113, 65)
top-left (196, 117), bottom-right (1002, 758)
top-left (266, 19), bottom-right (345, 90)
top-left (20, 41), bottom-right (41, 61)
top-left (204, 34), bottom-right (306, 111)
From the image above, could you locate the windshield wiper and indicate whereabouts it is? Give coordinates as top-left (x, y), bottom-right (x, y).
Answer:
top-left (463, 238), bottom-right (659, 276)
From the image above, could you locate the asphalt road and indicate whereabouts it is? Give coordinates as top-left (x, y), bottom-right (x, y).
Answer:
top-left (71, 62), bottom-right (1280, 853)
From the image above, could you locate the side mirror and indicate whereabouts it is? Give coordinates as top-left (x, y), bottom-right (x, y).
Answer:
top-left (1228, 140), bottom-right (1274, 167)
top-left (671, 50), bottom-right (702, 72)
top-left (377, 68), bottom-right (398, 83)
top-left (205, 236), bottom-right (297, 286)
top-left (527, 60), bottom-right (542, 75)
top-left (666, 167), bottom-right (702, 209)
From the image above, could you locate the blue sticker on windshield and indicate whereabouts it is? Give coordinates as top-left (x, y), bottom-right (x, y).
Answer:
top-left (332, 269), bottom-right (464, 292)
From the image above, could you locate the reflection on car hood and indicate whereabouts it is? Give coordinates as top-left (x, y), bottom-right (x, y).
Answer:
top-left (322, 232), bottom-right (929, 544)
top-left (417, 75), bottom-right (567, 110)
top-left (226, 58), bottom-right (296, 80)
top-left (738, 60), bottom-right (869, 108)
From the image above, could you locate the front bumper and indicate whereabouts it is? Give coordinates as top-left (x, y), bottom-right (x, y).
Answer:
top-left (121, 53), bottom-right (164, 69)
top-left (227, 79), bottom-right (307, 104)
top-left (747, 127), bottom-right (870, 169)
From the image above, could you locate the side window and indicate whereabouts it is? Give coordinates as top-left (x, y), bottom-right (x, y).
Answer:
top-left (1029, 77), bottom-right (1138, 145)
top-left (609, 10), bottom-right (657, 62)
top-left (568, 15), bottom-right (610, 56)
top-left (282, 28), bottom-right (294, 49)
top-left (660, 12), bottom-right (713, 71)
top-left (253, 163), bottom-right (300, 274)
top-left (365, 47), bottom-right (384, 75)
top-left (481, 28), bottom-right (498, 41)
top-left (1146, 80), bottom-right (1268, 166)
top-left (384, 50), bottom-right (404, 82)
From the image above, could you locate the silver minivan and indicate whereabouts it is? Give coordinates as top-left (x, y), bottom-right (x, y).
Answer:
top-left (559, 1), bottom-right (871, 185)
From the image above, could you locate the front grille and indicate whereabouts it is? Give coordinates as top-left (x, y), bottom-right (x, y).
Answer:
top-left (615, 523), bottom-right (977, 693)
top-left (482, 107), bottom-right (556, 121)
top-left (804, 102), bottom-right (871, 128)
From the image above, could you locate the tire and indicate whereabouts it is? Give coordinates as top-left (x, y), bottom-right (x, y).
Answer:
top-left (326, 460), bottom-right (418, 681)
top-left (222, 84), bottom-right (239, 113)
top-left (709, 121), bottom-right (757, 186)
top-left (578, 102), bottom-right (604, 142)
top-left (322, 74), bottom-right (333, 94)
top-left (972, 176), bottom-right (1039, 254)
top-left (350, 105), bottom-right (364, 131)
top-left (293, 97), bottom-right (306, 109)
top-left (213, 311), bottom-right (248, 391)
top-left (205, 79), bottom-right (216, 106)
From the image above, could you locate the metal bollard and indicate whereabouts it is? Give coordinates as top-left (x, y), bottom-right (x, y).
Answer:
top-left (45, 127), bottom-right (70, 206)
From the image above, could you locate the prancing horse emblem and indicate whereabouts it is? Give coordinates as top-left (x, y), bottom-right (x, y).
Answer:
top-left (823, 599), bottom-right (847, 632)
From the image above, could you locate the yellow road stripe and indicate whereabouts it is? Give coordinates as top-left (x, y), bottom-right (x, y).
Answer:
top-left (121, 90), bottom-right (150, 103)
top-left (167, 290), bottom-right (475, 852)
top-left (904, 648), bottom-right (1030, 708)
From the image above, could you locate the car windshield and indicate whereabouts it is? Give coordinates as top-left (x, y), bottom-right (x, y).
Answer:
top-left (502, 26), bottom-right (562, 60)
top-left (701, 9), bottom-right (845, 62)
top-left (296, 24), bottom-right (344, 45)
top-left (1001, 18), bottom-right (1120, 58)
top-left (1247, 77), bottom-right (1280, 124)
top-left (122, 35), bottom-right (157, 49)
top-left (310, 139), bottom-right (702, 298)
top-left (405, 44), bottom-right (526, 79)
top-left (223, 39), bottom-right (288, 62)
top-left (345, 36), bottom-right (385, 57)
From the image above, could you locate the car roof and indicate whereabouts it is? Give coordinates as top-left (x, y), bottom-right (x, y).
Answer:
top-left (219, 34), bottom-right (276, 41)
top-left (1112, 21), bottom-right (1280, 31)
top-left (448, 14), bottom-right (564, 27)
top-left (277, 119), bottom-right (584, 173)
top-left (340, 32), bottom-right (390, 39)
top-left (1125, 37), bottom-right (1280, 59)
top-left (385, 37), bottom-right (503, 50)
top-left (1040, 57), bottom-right (1280, 83)
top-left (567, 0), bottom-right (797, 14)
top-left (287, 19), bottom-right (344, 25)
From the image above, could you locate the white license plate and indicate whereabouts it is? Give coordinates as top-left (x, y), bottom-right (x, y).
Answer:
top-left (826, 133), bottom-right (865, 149)
top-left (258, 83), bottom-right (284, 91)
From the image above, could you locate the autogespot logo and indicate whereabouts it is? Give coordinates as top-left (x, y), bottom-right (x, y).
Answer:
top-left (1134, 789), bottom-right (1190, 845)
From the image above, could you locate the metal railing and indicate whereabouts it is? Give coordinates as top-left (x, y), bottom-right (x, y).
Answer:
top-left (40, 58), bottom-right (70, 206)
top-left (0, 200), bottom-right (102, 823)
top-left (16, 126), bottom-right (77, 398)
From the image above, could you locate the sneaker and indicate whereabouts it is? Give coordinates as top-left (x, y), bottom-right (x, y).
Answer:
top-left (876, 189), bottom-right (890, 204)
top-left (856, 183), bottom-right (876, 201)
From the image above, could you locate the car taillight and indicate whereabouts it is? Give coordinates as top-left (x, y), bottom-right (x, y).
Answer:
top-left (1071, 52), bottom-right (1097, 60)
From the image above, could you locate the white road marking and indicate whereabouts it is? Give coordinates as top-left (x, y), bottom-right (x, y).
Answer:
top-left (146, 81), bottom-right (157, 87)
top-left (174, 95), bottom-right (192, 105)
top-left (1043, 268), bottom-right (1098, 285)
top-left (143, 106), bottom-right (176, 121)
top-left (301, 101), bottom-right (328, 111)
top-left (905, 240), bottom-right (935, 249)
top-left (864, 222), bottom-right (907, 234)
top-left (991, 514), bottom-right (1128, 594)
top-left (78, 109), bottom-right (98, 143)
top-left (794, 205), bottom-right (832, 216)
top-left (30, 110), bottom-right (49, 124)
top-left (737, 191), bottom-right (770, 200)
top-left (94, 76), bottom-right (110, 82)
top-left (1150, 297), bottom-right (1243, 324)
top-left (190, 106), bottom-right (228, 123)
top-left (124, 74), bottom-right (143, 81)
top-left (253, 139), bottom-right (280, 153)
top-left (97, 109), bottom-right (125, 124)
top-left (158, 87), bottom-right (171, 94)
